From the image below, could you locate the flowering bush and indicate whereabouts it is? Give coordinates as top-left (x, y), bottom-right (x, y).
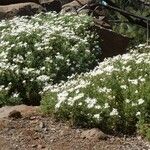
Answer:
top-left (41, 45), bottom-right (150, 135)
top-left (0, 12), bottom-right (101, 106)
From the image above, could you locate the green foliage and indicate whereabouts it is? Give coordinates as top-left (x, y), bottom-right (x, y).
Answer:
top-left (41, 45), bottom-right (150, 135)
top-left (108, 0), bottom-right (150, 45)
top-left (0, 12), bottom-right (101, 106)
top-left (41, 92), bottom-right (57, 115)
top-left (0, 90), bottom-right (22, 107)
top-left (113, 23), bottom-right (147, 45)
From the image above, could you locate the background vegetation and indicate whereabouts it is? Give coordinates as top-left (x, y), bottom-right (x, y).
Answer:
top-left (106, 0), bottom-right (150, 45)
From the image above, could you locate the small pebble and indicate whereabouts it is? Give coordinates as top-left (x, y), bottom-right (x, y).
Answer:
top-left (39, 122), bottom-right (45, 129)
top-left (8, 110), bottom-right (22, 119)
top-left (31, 144), bottom-right (37, 148)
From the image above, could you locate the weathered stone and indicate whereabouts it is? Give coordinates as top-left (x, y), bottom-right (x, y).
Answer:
top-left (39, 122), bottom-right (45, 129)
top-left (0, 0), bottom-right (40, 5)
top-left (81, 128), bottom-right (108, 141)
top-left (60, 0), bottom-right (73, 5)
top-left (61, 0), bottom-right (108, 20)
top-left (0, 2), bottom-right (45, 20)
top-left (0, 0), bottom-right (62, 20)
top-left (61, 0), bottom-right (92, 13)
top-left (37, 144), bottom-right (46, 149)
top-left (8, 110), bottom-right (22, 119)
top-left (31, 144), bottom-right (38, 148)
top-left (0, 105), bottom-right (39, 119)
top-left (41, 0), bottom-right (62, 13)
top-left (91, 25), bottom-right (130, 60)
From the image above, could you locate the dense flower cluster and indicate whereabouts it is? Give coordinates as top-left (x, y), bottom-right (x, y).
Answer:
top-left (0, 12), bottom-right (101, 106)
top-left (42, 45), bottom-right (150, 134)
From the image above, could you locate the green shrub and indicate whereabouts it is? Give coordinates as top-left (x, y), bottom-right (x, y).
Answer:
top-left (0, 12), bottom-right (101, 106)
top-left (41, 45), bottom-right (150, 135)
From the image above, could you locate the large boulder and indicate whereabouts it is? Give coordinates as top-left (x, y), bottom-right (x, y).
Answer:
top-left (0, 2), bottom-right (45, 20)
top-left (60, 0), bottom-right (73, 5)
top-left (0, 0), bottom-right (62, 20)
top-left (91, 25), bottom-right (130, 60)
top-left (61, 0), bottom-right (106, 17)
top-left (81, 128), bottom-right (108, 141)
top-left (0, 0), bottom-right (40, 5)
top-left (61, 0), bottom-right (90, 13)
top-left (0, 105), bottom-right (38, 119)
top-left (40, 0), bottom-right (62, 12)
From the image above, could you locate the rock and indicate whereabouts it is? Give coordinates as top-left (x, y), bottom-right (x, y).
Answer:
top-left (31, 144), bottom-right (38, 148)
top-left (0, 105), bottom-right (39, 119)
top-left (0, 0), bottom-right (62, 21)
top-left (90, 25), bottom-right (130, 60)
top-left (0, 120), bottom-right (7, 129)
top-left (39, 122), bottom-right (45, 128)
top-left (0, 0), bottom-right (40, 5)
top-left (93, 17), bottom-right (112, 29)
top-left (37, 144), bottom-right (46, 149)
top-left (60, 0), bottom-right (73, 5)
top-left (43, 127), bottom-right (49, 132)
top-left (8, 110), bottom-right (22, 119)
top-left (61, 0), bottom-right (92, 13)
top-left (0, 2), bottom-right (45, 20)
top-left (41, 0), bottom-right (62, 13)
top-left (30, 116), bottom-right (37, 120)
top-left (81, 128), bottom-right (108, 141)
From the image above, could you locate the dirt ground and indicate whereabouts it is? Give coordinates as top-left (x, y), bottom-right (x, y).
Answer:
top-left (0, 105), bottom-right (150, 150)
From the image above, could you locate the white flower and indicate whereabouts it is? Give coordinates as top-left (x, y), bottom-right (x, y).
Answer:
top-left (132, 102), bottom-right (137, 106)
top-left (138, 77), bottom-right (145, 82)
top-left (22, 80), bottom-right (26, 84)
top-left (75, 89), bottom-right (80, 94)
top-left (138, 99), bottom-right (144, 105)
top-left (35, 70), bottom-right (40, 74)
top-left (95, 105), bottom-right (101, 109)
top-left (73, 93), bottom-right (84, 101)
top-left (12, 92), bottom-right (19, 98)
top-left (98, 87), bottom-right (111, 93)
top-left (136, 112), bottom-right (141, 116)
top-left (128, 79), bottom-right (138, 85)
top-left (78, 102), bottom-right (82, 106)
top-left (125, 99), bottom-right (130, 103)
top-left (104, 103), bottom-right (109, 108)
top-left (93, 114), bottom-right (100, 120)
top-left (5, 87), bottom-right (9, 91)
top-left (120, 85), bottom-right (127, 89)
top-left (0, 85), bottom-right (5, 91)
top-left (104, 65), bottom-right (114, 73)
top-left (135, 90), bottom-right (138, 94)
top-left (37, 75), bottom-right (50, 82)
top-left (125, 66), bottom-right (132, 72)
top-left (56, 91), bottom-right (68, 109)
top-left (55, 53), bottom-right (64, 60)
top-left (110, 108), bottom-right (118, 116)
top-left (40, 67), bottom-right (45, 71)
top-left (85, 97), bottom-right (97, 108)
top-left (140, 78), bottom-right (145, 82)
top-left (137, 44), bottom-right (145, 48)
